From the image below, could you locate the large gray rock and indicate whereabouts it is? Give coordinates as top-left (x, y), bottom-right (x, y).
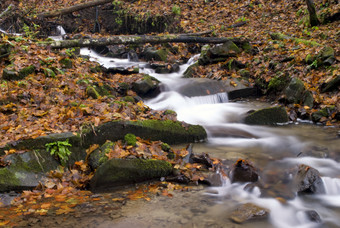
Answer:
top-left (294, 164), bottom-right (325, 195)
top-left (285, 78), bottom-right (306, 104)
top-left (141, 47), bottom-right (168, 62)
top-left (90, 158), bottom-right (172, 191)
top-left (132, 75), bottom-right (160, 97)
top-left (177, 78), bottom-right (259, 100)
top-left (0, 149), bottom-right (59, 192)
top-left (244, 106), bottom-right (289, 125)
top-left (199, 41), bottom-right (241, 65)
top-left (82, 119), bottom-right (207, 147)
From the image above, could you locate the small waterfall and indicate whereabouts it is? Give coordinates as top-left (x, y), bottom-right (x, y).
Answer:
top-left (56, 25), bottom-right (66, 36)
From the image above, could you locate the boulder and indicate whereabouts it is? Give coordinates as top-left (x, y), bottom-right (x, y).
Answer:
top-left (177, 78), bottom-right (227, 97)
top-left (294, 164), bottom-right (325, 195)
top-left (90, 158), bottom-right (172, 191)
top-left (244, 106), bottom-right (289, 125)
top-left (82, 119), bottom-right (207, 147)
top-left (320, 75), bottom-right (340, 93)
top-left (199, 41), bottom-right (241, 65)
top-left (229, 203), bottom-right (269, 224)
top-left (2, 65), bottom-right (36, 81)
top-left (229, 159), bottom-right (259, 183)
top-left (132, 75), bottom-right (160, 97)
top-left (87, 141), bottom-right (114, 170)
top-left (0, 149), bottom-right (59, 192)
top-left (183, 62), bottom-right (198, 78)
top-left (141, 47), bottom-right (168, 62)
top-left (0, 132), bottom-right (81, 156)
top-left (150, 63), bottom-right (180, 74)
top-left (284, 78), bottom-right (313, 107)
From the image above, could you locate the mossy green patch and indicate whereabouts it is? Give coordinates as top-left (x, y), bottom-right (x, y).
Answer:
top-left (244, 106), bottom-right (289, 125)
top-left (0, 168), bottom-right (20, 191)
top-left (124, 133), bottom-right (137, 146)
top-left (90, 158), bottom-right (173, 191)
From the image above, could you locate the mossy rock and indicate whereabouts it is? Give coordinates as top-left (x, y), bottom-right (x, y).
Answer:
top-left (2, 65), bottom-right (36, 81)
top-left (311, 107), bottom-right (335, 123)
top-left (88, 141), bottom-right (114, 170)
top-left (183, 62), bottom-right (198, 78)
top-left (142, 47), bottom-right (168, 62)
top-left (82, 119), bottom-right (207, 147)
top-left (43, 68), bottom-right (56, 77)
top-left (268, 75), bottom-right (289, 93)
top-left (59, 58), bottom-right (73, 69)
top-left (199, 41), bottom-right (241, 65)
top-left (0, 149), bottom-right (61, 192)
top-left (132, 75), bottom-right (160, 97)
top-left (244, 106), bottom-right (289, 125)
top-left (86, 86), bottom-right (101, 99)
top-left (90, 158), bottom-right (172, 191)
top-left (285, 78), bottom-right (305, 104)
top-left (0, 132), bottom-right (81, 156)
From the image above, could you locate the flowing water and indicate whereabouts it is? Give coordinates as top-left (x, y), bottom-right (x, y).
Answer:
top-left (81, 48), bottom-right (340, 228)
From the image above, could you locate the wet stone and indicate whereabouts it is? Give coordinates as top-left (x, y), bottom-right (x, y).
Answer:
top-left (305, 210), bottom-right (322, 223)
top-left (294, 164), bottom-right (325, 195)
top-left (229, 203), bottom-right (269, 224)
top-left (230, 159), bottom-right (259, 183)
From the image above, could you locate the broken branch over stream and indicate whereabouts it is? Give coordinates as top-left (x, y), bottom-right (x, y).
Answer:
top-left (44, 35), bottom-right (246, 49)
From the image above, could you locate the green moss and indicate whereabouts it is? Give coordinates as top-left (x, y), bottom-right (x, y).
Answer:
top-left (161, 143), bottom-right (171, 152)
top-left (164, 109), bottom-right (177, 115)
top-left (90, 159), bottom-right (173, 190)
top-left (135, 119), bottom-right (206, 136)
top-left (268, 75), bottom-right (288, 92)
top-left (43, 68), bottom-right (56, 77)
top-left (86, 86), bottom-right (101, 99)
top-left (59, 58), bottom-right (73, 69)
top-left (122, 96), bottom-right (135, 103)
top-left (242, 42), bottom-right (253, 53)
top-left (244, 106), bottom-right (289, 125)
top-left (0, 168), bottom-right (20, 188)
top-left (124, 133), bottom-right (137, 146)
top-left (19, 65), bottom-right (35, 78)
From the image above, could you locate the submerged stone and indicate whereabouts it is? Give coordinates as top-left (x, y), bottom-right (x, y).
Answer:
top-left (244, 106), bottom-right (289, 125)
top-left (90, 158), bottom-right (172, 191)
top-left (229, 203), bottom-right (269, 224)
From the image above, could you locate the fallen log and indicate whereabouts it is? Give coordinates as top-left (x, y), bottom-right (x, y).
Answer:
top-left (37, 0), bottom-right (113, 18)
top-left (42, 34), bottom-right (247, 49)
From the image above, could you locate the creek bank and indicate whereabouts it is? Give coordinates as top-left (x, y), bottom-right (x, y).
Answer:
top-left (0, 119), bottom-right (207, 192)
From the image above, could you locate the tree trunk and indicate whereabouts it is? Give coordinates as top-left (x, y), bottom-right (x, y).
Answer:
top-left (37, 0), bottom-right (113, 18)
top-left (42, 34), bottom-right (246, 49)
top-left (306, 0), bottom-right (320, 26)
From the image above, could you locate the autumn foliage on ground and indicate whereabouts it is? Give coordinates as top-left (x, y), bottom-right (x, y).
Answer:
top-left (0, 0), bottom-right (339, 226)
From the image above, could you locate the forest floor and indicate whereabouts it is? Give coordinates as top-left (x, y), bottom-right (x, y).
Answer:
top-left (0, 0), bottom-right (339, 226)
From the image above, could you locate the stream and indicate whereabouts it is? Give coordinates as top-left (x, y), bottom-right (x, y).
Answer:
top-left (80, 48), bottom-right (340, 228)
